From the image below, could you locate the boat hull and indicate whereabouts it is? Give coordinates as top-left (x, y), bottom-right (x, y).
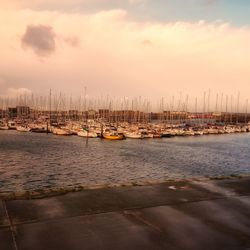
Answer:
top-left (16, 126), bottom-right (30, 132)
top-left (102, 134), bottom-right (125, 140)
top-left (0, 126), bottom-right (9, 130)
top-left (77, 131), bottom-right (98, 138)
top-left (124, 133), bottom-right (143, 139)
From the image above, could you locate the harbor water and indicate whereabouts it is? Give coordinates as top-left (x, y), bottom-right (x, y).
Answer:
top-left (0, 130), bottom-right (250, 193)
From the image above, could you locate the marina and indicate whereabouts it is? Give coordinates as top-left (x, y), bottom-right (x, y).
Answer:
top-left (1, 119), bottom-right (250, 139)
top-left (1, 90), bottom-right (250, 140)
top-left (1, 94), bottom-right (250, 203)
top-left (1, 0), bottom-right (250, 248)
top-left (1, 107), bottom-right (250, 140)
top-left (1, 94), bottom-right (250, 196)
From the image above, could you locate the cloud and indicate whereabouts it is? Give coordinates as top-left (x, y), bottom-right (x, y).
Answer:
top-left (21, 24), bottom-right (56, 57)
top-left (1, 88), bottom-right (32, 98)
top-left (8, 87), bottom-right (32, 96)
top-left (63, 36), bottom-right (80, 47)
top-left (0, 78), bottom-right (5, 86)
top-left (0, 0), bottom-right (145, 10)
top-left (128, 0), bottom-right (146, 5)
top-left (1, 0), bottom-right (80, 9)
top-left (142, 39), bottom-right (152, 46)
top-left (0, 8), bottom-right (249, 106)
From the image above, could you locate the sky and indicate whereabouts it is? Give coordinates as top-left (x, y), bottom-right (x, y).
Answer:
top-left (0, 0), bottom-right (250, 110)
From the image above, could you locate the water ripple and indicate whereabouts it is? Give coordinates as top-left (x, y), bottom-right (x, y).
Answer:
top-left (0, 130), bottom-right (250, 192)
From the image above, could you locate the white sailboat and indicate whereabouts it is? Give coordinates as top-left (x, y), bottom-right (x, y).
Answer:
top-left (52, 127), bottom-right (73, 136)
top-left (77, 128), bottom-right (98, 138)
top-left (8, 121), bottom-right (16, 130)
top-left (16, 126), bottom-right (30, 132)
top-left (0, 124), bottom-right (9, 130)
top-left (124, 131), bottom-right (143, 139)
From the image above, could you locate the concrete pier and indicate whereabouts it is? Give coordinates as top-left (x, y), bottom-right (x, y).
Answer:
top-left (1, 177), bottom-right (250, 250)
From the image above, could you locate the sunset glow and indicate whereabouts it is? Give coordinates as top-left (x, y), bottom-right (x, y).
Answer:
top-left (0, 0), bottom-right (249, 107)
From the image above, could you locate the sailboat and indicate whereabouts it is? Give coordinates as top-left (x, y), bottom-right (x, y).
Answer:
top-left (0, 121), bottom-right (9, 130)
top-left (52, 127), bottom-right (73, 136)
top-left (0, 124), bottom-right (9, 130)
top-left (102, 130), bottom-right (125, 140)
top-left (77, 128), bottom-right (98, 138)
top-left (124, 131), bottom-right (143, 139)
top-left (8, 121), bottom-right (16, 130)
top-left (16, 126), bottom-right (30, 132)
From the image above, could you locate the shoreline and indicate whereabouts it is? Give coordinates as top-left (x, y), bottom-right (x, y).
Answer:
top-left (1, 174), bottom-right (249, 201)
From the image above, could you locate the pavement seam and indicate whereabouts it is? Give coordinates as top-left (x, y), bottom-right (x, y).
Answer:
top-left (8, 194), bottom-right (250, 228)
top-left (123, 210), bottom-right (163, 233)
top-left (2, 200), bottom-right (18, 250)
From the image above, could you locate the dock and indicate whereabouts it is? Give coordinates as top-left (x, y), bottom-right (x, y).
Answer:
top-left (1, 177), bottom-right (250, 249)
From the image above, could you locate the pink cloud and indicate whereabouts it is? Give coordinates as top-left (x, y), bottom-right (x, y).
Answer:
top-left (0, 8), bottom-right (249, 107)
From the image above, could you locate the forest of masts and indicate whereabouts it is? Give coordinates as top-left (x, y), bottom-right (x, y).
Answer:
top-left (0, 90), bottom-right (249, 124)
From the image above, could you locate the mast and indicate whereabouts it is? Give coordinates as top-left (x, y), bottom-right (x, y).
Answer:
top-left (225, 95), bottom-right (228, 124)
top-left (49, 88), bottom-right (52, 126)
top-left (220, 93), bottom-right (224, 123)
top-left (236, 92), bottom-right (240, 124)
top-left (245, 99), bottom-right (248, 124)
top-left (202, 91), bottom-right (206, 124)
top-left (84, 86), bottom-right (87, 122)
top-left (207, 89), bottom-right (211, 122)
top-left (230, 95), bottom-right (233, 123)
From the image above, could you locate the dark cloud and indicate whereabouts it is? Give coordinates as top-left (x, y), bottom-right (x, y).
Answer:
top-left (64, 36), bottom-right (80, 47)
top-left (142, 39), bottom-right (152, 46)
top-left (21, 24), bottom-right (56, 57)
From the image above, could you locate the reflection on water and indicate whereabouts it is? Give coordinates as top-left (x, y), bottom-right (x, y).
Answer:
top-left (0, 130), bottom-right (250, 192)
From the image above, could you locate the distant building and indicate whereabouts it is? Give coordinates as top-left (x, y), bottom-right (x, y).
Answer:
top-left (17, 106), bottom-right (30, 118)
top-left (69, 110), bottom-right (79, 120)
top-left (87, 110), bottom-right (97, 120)
top-left (98, 109), bottom-right (110, 119)
top-left (8, 107), bottom-right (17, 119)
top-left (0, 109), bottom-right (7, 119)
top-left (162, 111), bottom-right (188, 121)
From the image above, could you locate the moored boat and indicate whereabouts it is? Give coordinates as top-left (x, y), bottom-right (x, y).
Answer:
top-left (77, 129), bottom-right (98, 138)
top-left (16, 126), bottom-right (30, 132)
top-left (141, 131), bottom-right (154, 138)
top-left (0, 124), bottom-right (9, 130)
top-left (153, 133), bottom-right (162, 138)
top-left (124, 132), bottom-right (143, 139)
top-left (161, 130), bottom-right (173, 138)
top-left (8, 121), bottom-right (16, 130)
top-left (52, 128), bottom-right (73, 136)
top-left (194, 130), bottom-right (203, 136)
top-left (102, 132), bottom-right (125, 140)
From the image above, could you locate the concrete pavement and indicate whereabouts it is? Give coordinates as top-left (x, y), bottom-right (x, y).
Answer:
top-left (1, 177), bottom-right (250, 250)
